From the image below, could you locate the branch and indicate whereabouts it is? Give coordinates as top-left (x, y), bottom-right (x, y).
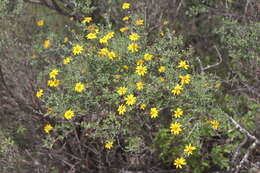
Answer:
top-left (225, 114), bottom-right (259, 173)
top-left (196, 45), bottom-right (223, 73)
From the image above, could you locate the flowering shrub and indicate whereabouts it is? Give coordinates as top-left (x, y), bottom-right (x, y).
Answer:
top-left (33, 2), bottom-right (233, 172)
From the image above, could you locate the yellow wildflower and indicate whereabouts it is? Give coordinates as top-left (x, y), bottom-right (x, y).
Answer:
top-left (82, 17), bottom-right (92, 23)
top-left (136, 65), bottom-right (147, 76)
top-left (120, 26), bottom-right (129, 32)
top-left (128, 43), bottom-right (139, 52)
top-left (160, 31), bottom-right (164, 36)
top-left (178, 60), bottom-right (190, 70)
top-left (170, 122), bottom-right (182, 135)
top-left (64, 110), bottom-right (74, 120)
top-left (140, 104), bottom-right (146, 110)
top-left (36, 89), bottom-right (44, 98)
top-left (135, 19), bottom-right (144, 25)
top-left (122, 2), bottom-right (130, 9)
top-left (64, 37), bottom-right (69, 43)
top-left (48, 79), bottom-right (60, 87)
top-left (74, 82), bottom-right (85, 92)
top-left (118, 104), bottom-right (127, 115)
top-left (158, 66), bottom-right (166, 73)
top-left (171, 84), bottom-right (183, 95)
top-left (107, 51), bottom-right (116, 59)
top-left (136, 59), bottom-right (144, 65)
top-left (144, 53), bottom-right (153, 61)
top-left (44, 40), bottom-right (51, 48)
top-left (86, 33), bottom-right (97, 39)
top-left (179, 74), bottom-right (191, 85)
top-left (106, 32), bottom-right (115, 39)
top-left (129, 33), bottom-right (140, 41)
top-left (122, 65), bottom-right (129, 70)
top-left (72, 44), bottom-right (83, 55)
top-left (44, 124), bottom-right (53, 133)
top-left (159, 77), bottom-right (165, 82)
top-left (37, 20), bottom-right (44, 26)
top-left (117, 87), bottom-right (128, 95)
top-left (63, 57), bottom-right (73, 65)
top-left (49, 69), bottom-right (59, 79)
top-left (173, 108), bottom-right (183, 118)
top-left (98, 48), bottom-right (109, 56)
top-left (163, 20), bottom-right (169, 25)
top-left (174, 157), bottom-right (186, 169)
top-left (105, 141), bottom-right (113, 149)
top-left (99, 36), bottom-right (108, 44)
top-left (124, 94), bottom-right (136, 106)
top-left (150, 108), bottom-right (158, 118)
top-left (210, 120), bottom-right (219, 130)
top-left (184, 144), bottom-right (196, 156)
top-left (136, 82), bottom-right (144, 90)
top-left (122, 16), bottom-right (129, 21)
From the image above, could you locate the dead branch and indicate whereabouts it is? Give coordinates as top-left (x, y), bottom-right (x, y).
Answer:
top-left (196, 45), bottom-right (223, 73)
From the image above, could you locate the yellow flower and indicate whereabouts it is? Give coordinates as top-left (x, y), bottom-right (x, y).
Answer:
top-left (63, 57), bottom-right (73, 65)
top-left (160, 31), bottom-right (164, 36)
top-left (107, 51), bottom-right (116, 59)
top-left (128, 43), bottom-right (139, 52)
top-left (106, 32), bottom-right (115, 39)
top-left (36, 89), bottom-right (44, 98)
top-left (47, 108), bottom-right (53, 114)
top-left (210, 120), bottom-right (219, 130)
top-left (140, 104), bottom-right (146, 110)
top-left (144, 53), bottom-right (153, 61)
top-left (82, 17), bottom-right (92, 23)
top-left (99, 36), bottom-right (108, 44)
top-left (105, 141), bottom-right (113, 149)
top-left (122, 16), bottom-right (129, 21)
top-left (214, 83), bottom-right (221, 88)
top-left (174, 157), bottom-right (186, 169)
top-left (64, 110), bottom-right (74, 120)
top-left (72, 44), bottom-right (83, 55)
top-left (135, 19), bottom-right (144, 25)
top-left (118, 104), bottom-right (127, 115)
top-left (173, 108), bottom-right (183, 118)
top-left (163, 20), bottom-right (169, 25)
top-left (124, 94), bottom-right (136, 106)
top-left (64, 37), bottom-right (69, 43)
top-left (37, 20), bottom-right (44, 26)
top-left (178, 60), bottom-right (190, 70)
top-left (158, 66), bottom-right (166, 73)
top-left (122, 2), bottom-right (130, 9)
top-left (44, 40), bottom-right (51, 48)
top-left (136, 59), bottom-right (144, 65)
top-left (159, 77), bottom-right (165, 82)
top-left (136, 65), bottom-right (147, 76)
top-left (179, 74), bottom-right (191, 85)
top-left (122, 65), bottom-right (129, 70)
top-left (49, 69), bottom-right (59, 79)
top-left (117, 87), bottom-right (128, 95)
top-left (150, 108), bottom-right (158, 118)
top-left (120, 26), bottom-right (129, 32)
top-left (74, 82), bottom-right (85, 92)
top-left (98, 48), bottom-right (109, 56)
top-left (48, 79), bottom-right (60, 87)
top-left (170, 122), bottom-right (182, 135)
top-left (44, 124), bottom-right (53, 133)
top-left (184, 144), bottom-right (196, 156)
top-left (86, 33), bottom-right (97, 39)
top-left (136, 82), bottom-right (144, 90)
top-left (129, 33), bottom-right (140, 41)
top-left (171, 84), bottom-right (183, 95)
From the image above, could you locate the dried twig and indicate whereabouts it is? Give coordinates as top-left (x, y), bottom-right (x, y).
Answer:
top-left (196, 45), bottom-right (223, 73)
top-left (225, 114), bottom-right (260, 173)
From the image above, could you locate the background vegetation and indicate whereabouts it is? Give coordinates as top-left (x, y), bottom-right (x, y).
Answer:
top-left (0, 0), bottom-right (259, 173)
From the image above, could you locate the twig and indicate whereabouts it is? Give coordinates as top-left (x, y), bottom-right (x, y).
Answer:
top-left (225, 114), bottom-right (259, 173)
top-left (234, 140), bottom-right (259, 173)
top-left (196, 45), bottom-right (223, 73)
